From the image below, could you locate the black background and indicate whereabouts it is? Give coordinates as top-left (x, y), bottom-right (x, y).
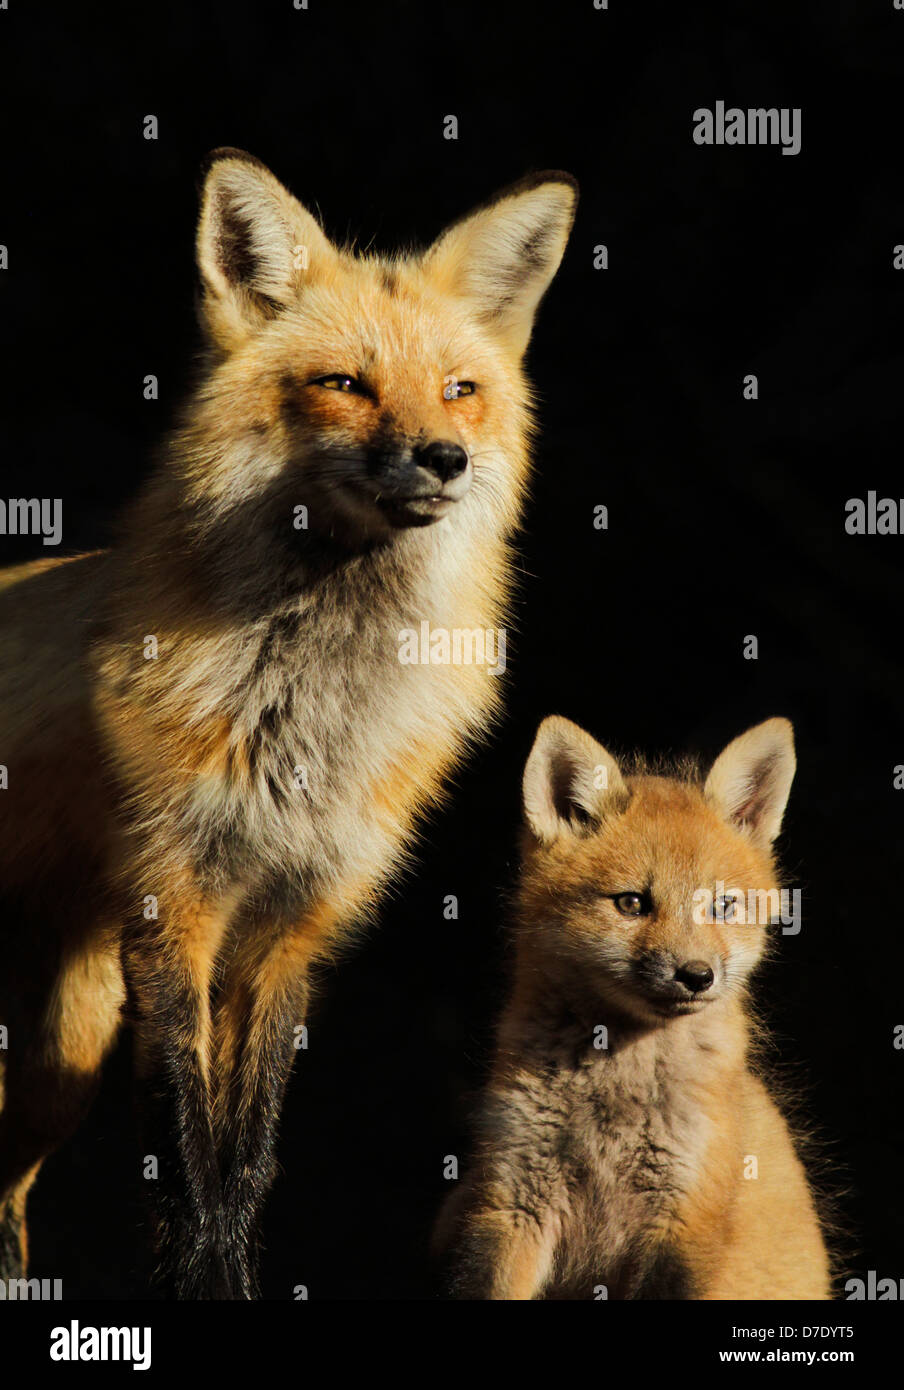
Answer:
top-left (1, 0), bottom-right (902, 1300)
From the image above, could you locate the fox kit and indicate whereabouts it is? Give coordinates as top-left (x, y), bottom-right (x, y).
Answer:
top-left (0, 150), bottom-right (577, 1297)
top-left (440, 715), bottom-right (831, 1299)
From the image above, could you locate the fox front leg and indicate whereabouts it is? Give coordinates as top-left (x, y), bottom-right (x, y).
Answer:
top-left (213, 927), bottom-right (313, 1299)
top-left (123, 891), bottom-right (233, 1299)
top-left (449, 1206), bottom-right (557, 1300)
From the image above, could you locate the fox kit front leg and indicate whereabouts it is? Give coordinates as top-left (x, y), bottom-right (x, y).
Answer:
top-left (122, 878), bottom-right (233, 1299)
top-left (443, 1156), bottom-right (561, 1300)
top-left (450, 1201), bottom-right (558, 1300)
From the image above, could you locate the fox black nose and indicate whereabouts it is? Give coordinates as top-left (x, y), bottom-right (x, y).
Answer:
top-left (416, 441), bottom-right (469, 484)
top-left (675, 960), bottom-right (715, 993)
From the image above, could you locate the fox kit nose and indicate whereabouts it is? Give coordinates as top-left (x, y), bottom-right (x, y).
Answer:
top-left (675, 960), bottom-right (715, 993)
top-left (416, 440), bottom-right (469, 484)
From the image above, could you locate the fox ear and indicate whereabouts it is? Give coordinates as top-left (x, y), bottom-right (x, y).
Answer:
top-left (196, 148), bottom-right (337, 349)
top-left (422, 172), bottom-right (578, 356)
top-left (523, 715), bottom-right (626, 846)
top-left (704, 718), bottom-right (796, 849)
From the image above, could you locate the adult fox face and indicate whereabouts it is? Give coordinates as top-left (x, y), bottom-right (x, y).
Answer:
top-left (517, 716), bottom-right (797, 1024)
top-left (191, 149), bottom-right (578, 550)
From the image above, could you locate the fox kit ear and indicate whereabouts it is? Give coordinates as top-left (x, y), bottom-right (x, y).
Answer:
top-left (196, 148), bottom-right (337, 349)
top-left (422, 172), bottom-right (578, 356)
top-left (523, 715), bottom-right (626, 846)
top-left (704, 718), bottom-right (796, 849)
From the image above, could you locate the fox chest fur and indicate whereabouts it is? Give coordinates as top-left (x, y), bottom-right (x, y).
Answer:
top-left (485, 1011), bottom-right (729, 1298)
top-left (93, 526), bottom-right (505, 933)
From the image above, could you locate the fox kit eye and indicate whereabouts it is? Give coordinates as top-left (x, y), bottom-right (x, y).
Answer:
top-left (714, 894), bottom-right (740, 922)
top-left (312, 374), bottom-right (366, 394)
top-left (613, 891), bottom-right (649, 918)
top-left (442, 377), bottom-right (477, 401)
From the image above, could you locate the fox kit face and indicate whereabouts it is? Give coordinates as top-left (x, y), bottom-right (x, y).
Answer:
top-left (191, 149), bottom-right (577, 551)
top-left (518, 716), bottom-right (797, 1024)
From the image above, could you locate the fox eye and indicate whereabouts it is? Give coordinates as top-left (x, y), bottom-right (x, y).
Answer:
top-left (714, 894), bottom-right (739, 922)
top-left (613, 892), bottom-right (649, 918)
top-left (442, 378), bottom-right (477, 401)
top-left (312, 374), bottom-right (366, 394)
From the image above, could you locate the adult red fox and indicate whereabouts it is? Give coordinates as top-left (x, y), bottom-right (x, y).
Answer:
top-left (0, 150), bottom-right (577, 1298)
top-left (439, 716), bottom-right (831, 1299)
